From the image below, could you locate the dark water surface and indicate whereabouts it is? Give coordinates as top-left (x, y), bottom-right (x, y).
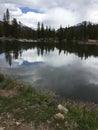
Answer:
top-left (0, 40), bottom-right (98, 103)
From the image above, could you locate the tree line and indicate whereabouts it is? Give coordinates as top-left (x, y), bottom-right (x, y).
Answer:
top-left (0, 9), bottom-right (98, 41)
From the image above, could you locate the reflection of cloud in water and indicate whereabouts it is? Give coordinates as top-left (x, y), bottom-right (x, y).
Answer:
top-left (32, 64), bottom-right (98, 103)
top-left (0, 54), bottom-right (11, 68)
top-left (1, 48), bottom-right (98, 103)
top-left (4, 65), bottom-right (43, 85)
top-left (85, 56), bottom-right (98, 69)
top-left (13, 48), bottom-right (81, 67)
top-left (0, 54), bottom-right (5, 59)
top-left (82, 56), bottom-right (98, 85)
top-left (44, 50), bottom-right (80, 67)
top-left (13, 49), bottom-right (43, 66)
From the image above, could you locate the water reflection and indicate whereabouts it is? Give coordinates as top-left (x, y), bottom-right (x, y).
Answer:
top-left (1, 40), bottom-right (98, 66)
top-left (1, 40), bottom-right (98, 103)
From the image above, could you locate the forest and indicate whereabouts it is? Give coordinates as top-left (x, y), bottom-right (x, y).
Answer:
top-left (0, 9), bottom-right (98, 42)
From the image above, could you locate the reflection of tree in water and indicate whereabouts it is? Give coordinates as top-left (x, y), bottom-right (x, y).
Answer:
top-left (5, 52), bottom-right (12, 66)
top-left (0, 41), bottom-right (23, 66)
top-left (0, 40), bottom-right (98, 66)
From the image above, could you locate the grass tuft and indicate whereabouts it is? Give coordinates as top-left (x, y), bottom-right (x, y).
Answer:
top-left (0, 73), bottom-right (5, 82)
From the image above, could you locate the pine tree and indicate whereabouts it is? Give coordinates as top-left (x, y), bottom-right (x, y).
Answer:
top-left (6, 9), bottom-right (10, 23)
top-left (3, 9), bottom-right (10, 23)
top-left (3, 9), bottom-right (10, 37)
top-left (12, 18), bottom-right (18, 38)
top-left (40, 23), bottom-right (44, 38)
top-left (37, 22), bottom-right (41, 38)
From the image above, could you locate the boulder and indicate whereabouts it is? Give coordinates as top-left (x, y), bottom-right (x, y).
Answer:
top-left (58, 104), bottom-right (68, 114)
top-left (54, 113), bottom-right (64, 120)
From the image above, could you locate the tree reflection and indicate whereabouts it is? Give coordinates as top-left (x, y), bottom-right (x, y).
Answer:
top-left (0, 40), bottom-right (98, 66)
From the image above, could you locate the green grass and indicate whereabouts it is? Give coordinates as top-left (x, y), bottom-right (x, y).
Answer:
top-left (66, 104), bottom-right (98, 130)
top-left (0, 83), bottom-right (57, 124)
top-left (0, 73), bottom-right (98, 130)
top-left (0, 73), bottom-right (5, 82)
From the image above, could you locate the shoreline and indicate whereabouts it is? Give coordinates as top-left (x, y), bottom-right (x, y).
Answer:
top-left (0, 72), bottom-right (98, 130)
top-left (1, 37), bottom-right (98, 45)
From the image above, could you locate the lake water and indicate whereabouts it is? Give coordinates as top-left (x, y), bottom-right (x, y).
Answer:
top-left (0, 40), bottom-right (98, 103)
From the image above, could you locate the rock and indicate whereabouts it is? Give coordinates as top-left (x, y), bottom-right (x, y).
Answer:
top-left (16, 122), bottom-right (21, 126)
top-left (58, 104), bottom-right (68, 114)
top-left (47, 120), bottom-right (51, 124)
top-left (65, 121), bottom-right (69, 127)
top-left (0, 127), bottom-right (5, 130)
top-left (54, 113), bottom-right (65, 120)
top-left (74, 122), bottom-right (78, 128)
top-left (7, 113), bottom-right (10, 118)
top-left (56, 123), bottom-right (59, 127)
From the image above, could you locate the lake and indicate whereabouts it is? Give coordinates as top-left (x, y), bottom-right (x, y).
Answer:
top-left (0, 40), bottom-right (98, 103)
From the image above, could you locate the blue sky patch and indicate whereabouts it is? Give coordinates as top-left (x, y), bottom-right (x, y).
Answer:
top-left (20, 7), bottom-right (43, 14)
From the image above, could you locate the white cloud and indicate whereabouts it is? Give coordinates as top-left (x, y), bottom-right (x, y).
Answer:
top-left (0, 3), bottom-right (22, 20)
top-left (18, 12), bottom-right (45, 28)
top-left (0, 0), bottom-right (98, 28)
top-left (43, 7), bottom-right (79, 28)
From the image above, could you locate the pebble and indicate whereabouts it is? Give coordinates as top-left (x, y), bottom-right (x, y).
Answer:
top-left (0, 127), bottom-right (5, 130)
top-left (15, 122), bottom-right (21, 126)
top-left (47, 120), bottom-right (51, 124)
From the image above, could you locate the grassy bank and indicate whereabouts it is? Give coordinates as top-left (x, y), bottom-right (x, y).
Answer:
top-left (0, 72), bottom-right (98, 130)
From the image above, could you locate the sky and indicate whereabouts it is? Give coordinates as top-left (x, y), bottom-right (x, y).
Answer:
top-left (0, 0), bottom-right (98, 29)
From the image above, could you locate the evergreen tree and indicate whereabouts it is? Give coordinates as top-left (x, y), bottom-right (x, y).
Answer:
top-left (57, 25), bottom-right (65, 41)
top-left (6, 9), bottom-right (10, 23)
top-left (3, 9), bottom-right (10, 37)
top-left (0, 22), bottom-right (3, 37)
top-left (3, 9), bottom-right (10, 23)
top-left (37, 22), bottom-right (41, 39)
top-left (3, 13), bottom-right (6, 22)
top-left (11, 18), bottom-right (18, 38)
top-left (40, 23), bottom-right (44, 38)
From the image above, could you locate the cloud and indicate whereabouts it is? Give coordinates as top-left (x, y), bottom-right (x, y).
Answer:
top-left (43, 7), bottom-right (78, 28)
top-left (0, 3), bottom-right (22, 20)
top-left (18, 12), bottom-right (45, 28)
top-left (0, 0), bottom-right (98, 28)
